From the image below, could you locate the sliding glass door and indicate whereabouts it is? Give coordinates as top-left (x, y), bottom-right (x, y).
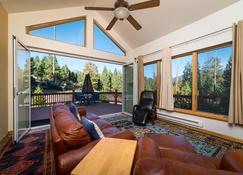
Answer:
top-left (13, 36), bottom-right (31, 143)
top-left (123, 64), bottom-right (134, 113)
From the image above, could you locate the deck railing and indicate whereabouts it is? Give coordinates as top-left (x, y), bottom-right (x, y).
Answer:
top-left (31, 90), bottom-right (122, 107)
top-left (173, 94), bottom-right (229, 115)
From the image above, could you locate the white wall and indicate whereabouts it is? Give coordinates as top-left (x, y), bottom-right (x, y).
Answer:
top-left (0, 3), bottom-right (8, 140)
top-left (134, 1), bottom-right (243, 140)
top-left (7, 6), bottom-right (135, 131)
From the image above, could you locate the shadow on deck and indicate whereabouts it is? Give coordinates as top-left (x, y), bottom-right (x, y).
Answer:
top-left (31, 103), bottom-right (122, 127)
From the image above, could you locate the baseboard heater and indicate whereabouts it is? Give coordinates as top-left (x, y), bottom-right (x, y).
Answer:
top-left (157, 112), bottom-right (204, 128)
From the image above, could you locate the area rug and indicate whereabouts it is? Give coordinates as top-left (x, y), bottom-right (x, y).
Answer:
top-left (104, 113), bottom-right (243, 158)
top-left (0, 127), bottom-right (54, 175)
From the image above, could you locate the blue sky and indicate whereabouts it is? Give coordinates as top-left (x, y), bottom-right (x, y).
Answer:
top-left (144, 63), bottom-right (157, 78)
top-left (30, 51), bottom-right (122, 73)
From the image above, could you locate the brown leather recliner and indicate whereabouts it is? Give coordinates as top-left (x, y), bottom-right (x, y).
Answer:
top-left (50, 104), bottom-right (135, 175)
top-left (134, 136), bottom-right (243, 175)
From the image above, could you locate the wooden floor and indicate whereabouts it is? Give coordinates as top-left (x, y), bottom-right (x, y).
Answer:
top-left (31, 103), bottom-right (122, 126)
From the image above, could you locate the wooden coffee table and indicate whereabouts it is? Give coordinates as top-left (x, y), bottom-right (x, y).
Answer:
top-left (71, 137), bottom-right (137, 175)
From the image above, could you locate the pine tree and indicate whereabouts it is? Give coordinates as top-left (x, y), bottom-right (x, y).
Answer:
top-left (222, 57), bottom-right (232, 95)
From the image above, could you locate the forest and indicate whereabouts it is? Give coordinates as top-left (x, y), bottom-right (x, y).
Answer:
top-left (31, 55), bottom-right (123, 93)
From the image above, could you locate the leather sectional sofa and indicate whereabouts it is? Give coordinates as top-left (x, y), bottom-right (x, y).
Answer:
top-left (134, 134), bottom-right (243, 175)
top-left (50, 103), bottom-right (135, 175)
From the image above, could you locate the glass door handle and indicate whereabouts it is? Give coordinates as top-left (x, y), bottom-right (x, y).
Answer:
top-left (17, 91), bottom-right (28, 95)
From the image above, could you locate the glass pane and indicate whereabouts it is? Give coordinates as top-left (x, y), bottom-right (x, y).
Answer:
top-left (123, 64), bottom-right (134, 113)
top-left (94, 23), bottom-right (125, 56)
top-left (56, 20), bottom-right (85, 46)
top-left (197, 45), bottom-right (232, 115)
top-left (172, 55), bottom-right (192, 110)
top-left (144, 64), bottom-right (157, 91)
top-left (16, 42), bottom-right (30, 140)
top-left (30, 26), bottom-right (55, 40)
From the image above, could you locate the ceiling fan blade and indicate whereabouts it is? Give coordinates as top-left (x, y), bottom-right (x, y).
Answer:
top-left (128, 0), bottom-right (160, 11)
top-left (106, 17), bottom-right (118, 30)
top-left (85, 7), bottom-right (115, 11)
top-left (127, 15), bottom-right (142, 30)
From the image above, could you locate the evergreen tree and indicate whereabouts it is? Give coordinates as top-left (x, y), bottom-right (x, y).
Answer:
top-left (83, 62), bottom-right (99, 90)
top-left (181, 62), bottom-right (192, 95)
top-left (200, 57), bottom-right (223, 95)
top-left (222, 57), bottom-right (232, 95)
top-left (96, 78), bottom-right (103, 91)
top-left (102, 66), bottom-right (110, 91)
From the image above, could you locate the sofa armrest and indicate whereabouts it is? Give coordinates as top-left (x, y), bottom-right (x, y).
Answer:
top-left (109, 130), bottom-right (136, 140)
top-left (220, 149), bottom-right (243, 173)
top-left (78, 106), bottom-right (87, 117)
top-left (134, 137), bottom-right (161, 165)
top-left (57, 140), bottom-right (99, 175)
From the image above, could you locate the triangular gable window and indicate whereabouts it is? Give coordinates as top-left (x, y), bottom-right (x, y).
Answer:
top-left (93, 21), bottom-right (125, 56)
top-left (27, 17), bottom-right (86, 47)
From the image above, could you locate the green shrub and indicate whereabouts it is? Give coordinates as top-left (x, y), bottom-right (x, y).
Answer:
top-left (32, 86), bottom-right (46, 106)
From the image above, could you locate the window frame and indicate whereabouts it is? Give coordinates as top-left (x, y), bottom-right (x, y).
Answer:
top-left (93, 20), bottom-right (126, 56)
top-left (172, 42), bottom-right (232, 121)
top-left (143, 60), bottom-right (161, 106)
top-left (26, 16), bottom-right (87, 47)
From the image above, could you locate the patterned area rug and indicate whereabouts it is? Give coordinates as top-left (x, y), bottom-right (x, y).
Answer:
top-left (104, 114), bottom-right (243, 158)
top-left (0, 128), bottom-right (54, 175)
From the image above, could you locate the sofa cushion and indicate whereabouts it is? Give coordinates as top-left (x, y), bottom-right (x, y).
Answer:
top-left (54, 105), bottom-right (91, 150)
top-left (80, 117), bottom-right (100, 140)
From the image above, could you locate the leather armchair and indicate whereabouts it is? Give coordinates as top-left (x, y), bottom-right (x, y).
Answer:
top-left (134, 137), bottom-right (243, 175)
top-left (133, 91), bottom-right (157, 125)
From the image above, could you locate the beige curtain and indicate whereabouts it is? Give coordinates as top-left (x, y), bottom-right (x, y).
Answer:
top-left (228, 21), bottom-right (243, 125)
top-left (137, 55), bottom-right (144, 100)
top-left (159, 47), bottom-right (174, 111)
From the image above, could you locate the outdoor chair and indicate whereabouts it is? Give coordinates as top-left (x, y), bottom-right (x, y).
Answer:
top-left (132, 91), bottom-right (157, 125)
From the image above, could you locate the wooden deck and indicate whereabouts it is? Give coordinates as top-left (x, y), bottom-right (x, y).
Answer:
top-left (31, 103), bottom-right (122, 126)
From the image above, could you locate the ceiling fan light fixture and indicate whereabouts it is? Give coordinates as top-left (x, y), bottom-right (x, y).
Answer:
top-left (114, 7), bottom-right (129, 19)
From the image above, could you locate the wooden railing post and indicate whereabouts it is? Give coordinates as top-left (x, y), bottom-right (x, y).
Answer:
top-left (115, 89), bottom-right (118, 105)
top-left (72, 90), bottom-right (75, 102)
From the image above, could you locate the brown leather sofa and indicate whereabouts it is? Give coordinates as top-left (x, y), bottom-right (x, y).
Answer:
top-left (50, 103), bottom-right (135, 175)
top-left (134, 134), bottom-right (243, 175)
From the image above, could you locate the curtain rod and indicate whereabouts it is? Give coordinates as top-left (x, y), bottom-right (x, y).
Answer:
top-left (143, 26), bottom-right (232, 57)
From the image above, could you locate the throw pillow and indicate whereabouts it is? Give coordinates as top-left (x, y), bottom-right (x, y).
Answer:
top-left (67, 103), bottom-right (81, 120)
top-left (80, 117), bottom-right (101, 140)
top-left (89, 120), bottom-right (105, 139)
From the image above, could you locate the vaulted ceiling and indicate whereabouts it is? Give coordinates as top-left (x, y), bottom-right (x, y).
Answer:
top-left (0, 0), bottom-right (239, 49)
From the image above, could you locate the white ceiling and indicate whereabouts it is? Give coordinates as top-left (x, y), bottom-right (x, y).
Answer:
top-left (0, 0), bottom-right (239, 49)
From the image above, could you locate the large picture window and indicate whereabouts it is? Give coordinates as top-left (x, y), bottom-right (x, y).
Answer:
top-left (93, 21), bottom-right (125, 56)
top-left (197, 45), bottom-right (232, 115)
top-left (172, 43), bottom-right (232, 119)
top-left (27, 17), bottom-right (86, 46)
top-left (172, 55), bottom-right (192, 110)
top-left (144, 63), bottom-right (157, 91)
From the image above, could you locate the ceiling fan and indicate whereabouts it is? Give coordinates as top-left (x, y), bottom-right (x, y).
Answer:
top-left (85, 0), bottom-right (160, 30)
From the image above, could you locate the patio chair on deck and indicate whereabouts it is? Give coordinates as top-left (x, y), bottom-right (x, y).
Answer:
top-left (74, 92), bottom-right (86, 104)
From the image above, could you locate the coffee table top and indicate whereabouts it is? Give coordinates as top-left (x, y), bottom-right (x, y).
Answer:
top-left (71, 137), bottom-right (137, 175)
